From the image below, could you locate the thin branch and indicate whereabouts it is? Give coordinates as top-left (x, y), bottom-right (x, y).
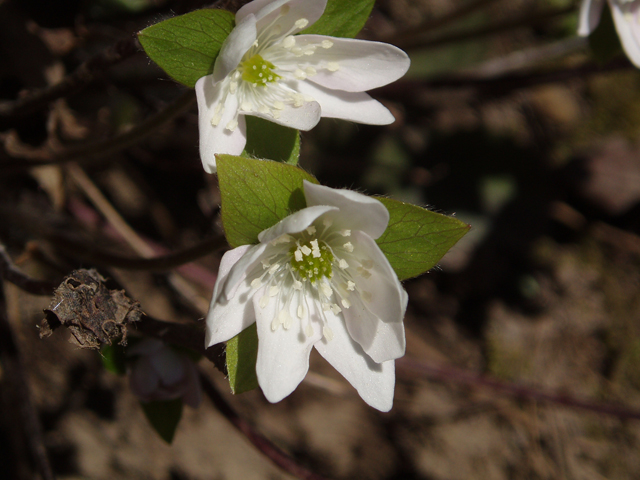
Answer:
top-left (376, 58), bottom-right (632, 101)
top-left (382, 0), bottom-right (499, 46)
top-left (398, 358), bottom-right (640, 421)
top-left (395, 5), bottom-right (576, 51)
top-left (0, 37), bottom-right (139, 123)
top-left (0, 281), bottom-right (56, 480)
top-left (0, 89), bottom-right (196, 171)
top-left (136, 315), bottom-right (227, 374)
top-left (0, 244), bottom-right (58, 295)
top-left (198, 371), bottom-right (333, 480)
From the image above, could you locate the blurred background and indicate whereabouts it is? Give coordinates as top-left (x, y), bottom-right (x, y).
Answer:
top-left (2, 0), bottom-right (640, 478)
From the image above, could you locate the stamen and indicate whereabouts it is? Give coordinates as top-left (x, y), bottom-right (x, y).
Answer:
top-left (338, 259), bottom-right (349, 269)
top-left (343, 242), bottom-right (354, 252)
top-left (322, 325), bottom-right (334, 341)
top-left (269, 286), bottom-right (280, 297)
top-left (305, 323), bottom-right (314, 337)
top-left (283, 36), bottom-right (296, 48)
top-left (327, 62), bottom-right (340, 72)
top-left (340, 230), bottom-right (351, 236)
top-left (226, 119), bottom-right (238, 131)
top-left (298, 304), bottom-right (306, 319)
top-left (260, 295), bottom-right (270, 308)
top-left (295, 18), bottom-right (309, 29)
top-left (341, 298), bottom-right (351, 309)
top-left (306, 226), bottom-right (316, 235)
top-left (321, 40), bottom-right (333, 49)
top-left (294, 69), bottom-right (307, 80)
top-left (347, 281), bottom-right (356, 291)
top-left (251, 278), bottom-right (262, 288)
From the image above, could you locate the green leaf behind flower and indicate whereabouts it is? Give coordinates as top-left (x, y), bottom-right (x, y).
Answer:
top-left (216, 155), bottom-right (318, 248)
top-left (243, 117), bottom-right (300, 165)
top-left (226, 323), bottom-right (259, 394)
top-left (138, 9), bottom-right (235, 88)
top-left (140, 399), bottom-right (183, 444)
top-left (100, 343), bottom-right (127, 375)
top-left (376, 197), bottom-right (470, 281)
top-left (302, 0), bottom-right (375, 38)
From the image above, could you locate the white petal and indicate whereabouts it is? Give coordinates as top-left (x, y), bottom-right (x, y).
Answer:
top-left (212, 14), bottom-right (257, 83)
top-left (578, 0), bottom-right (606, 36)
top-left (205, 245), bottom-right (264, 348)
top-left (296, 81), bottom-right (395, 125)
top-left (610, 1), bottom-right (640, 67)
top-left (294, 35), bottom-right (410, 92)
top-left (257, 205), bottom-right (338, 243)
top-left (254, 287), bottom-right (323, 403)
top-left (303, 180), bottom-right (390, 239)
top-left (247, 98), bottom-right (321, 131)
top-left (237, 0), bottom-right (327, 37)
top-left (196, 77), bottom-right (247, 172)
top-left (348, 231), bottom-right (407, 325)
top-left (210, 245), bottom-right (253, 306)
top-left (314, 309), bottom-right (395, 412)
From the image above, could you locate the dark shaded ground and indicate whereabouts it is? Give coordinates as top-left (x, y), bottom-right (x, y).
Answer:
top-left (2, 0), bottom-right (640, 479)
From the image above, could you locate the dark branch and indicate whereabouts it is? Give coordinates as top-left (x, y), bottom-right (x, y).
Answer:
top-left (398, 358), bottom-right (640, 421)
top-left (0, 281), bottom-right (56, 480)
top-left (199, 371), bottom-right (333, 480)
top-left (0, 36), bottom-right (139, 124)
top-left (0, 245), bottom-right (58, 295)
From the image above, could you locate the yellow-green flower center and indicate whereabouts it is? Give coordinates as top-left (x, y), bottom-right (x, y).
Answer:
top-left (241, 54), bottom-right (280, 86)
top-left (290, 240), bottom-right (333, 283)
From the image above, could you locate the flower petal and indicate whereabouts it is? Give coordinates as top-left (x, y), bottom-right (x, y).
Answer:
top-left (258, 205), bottom-right (338, 243)
top-left (341, 231), bottom-right (406, 363)
top-left (578, 0), bottom-right (606, 36)
top-left (181, 358), bottom-right (203, 408)
top-left (205, 245), bottom-right (266, 347)
top-left (296, 81), bottom-right (395, 125)
top-left (196, 77), bottom-right (247, 171)
top-left (610, 1), bottom-right (640, 67)
top-left (247, 97), bottom-right (322, 131)
top-left (254, 286), bottom-right (323, 403)
top-left (314, 309), bottom-right (395, 412)
top-left (303, 180), bottom-right (390, 239)
top-left (212, 14), bottom-right (258, 83)
top-left (237, 0), bottom-right (327, 37)
top-left (294, 35), bottom-right (410, 92)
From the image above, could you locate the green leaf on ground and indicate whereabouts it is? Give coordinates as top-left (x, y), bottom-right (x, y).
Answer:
top-left (226, 323), bottom-right (259, 394)
top-left (138, 9), bottom-right (235, 88)
top-left (216, 156), bottom-right (318, 248)
top-left (375, 197), bottom-right (470, 281)
top-left (140, 399), bottom-right (183, 444)
top-left (243, 116), bottom-right (300, 165)
top-left (302, 0), bottom-right (375, 38)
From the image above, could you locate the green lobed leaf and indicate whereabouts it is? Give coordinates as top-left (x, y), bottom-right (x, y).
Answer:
top-left (138, 9), bottom-right (235, 88)
top-left (243, 116), bottom-right (300, 165)
top-left (375, 197), bottom-right (470, 281)
top-left (226, 323), bottom-right (259, 394)
top-left (140, 399), bottom-right (183, 444)
top-left (216, 155), bottom-right (318, 248)
top-left (302, 0), bottom-right (375, 39)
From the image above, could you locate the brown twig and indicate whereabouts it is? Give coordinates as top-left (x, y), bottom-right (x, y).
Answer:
top-left (0, 244), bottom-right (58, 295)
top-left (0, 37), bottom-right (139, 124)
top-left (395, 5), bottom-right (576, 50)
top-left (0, 281), bottom-right (56, 480)
top-left (136, 315), bottom-right (227, 374)
top-left (382, 0), bottom-right (499, 46)
top-left (398, 358), bottom-right (640, 421)
top-left (0, 89), bottom-right (196, 171)
top-left (198, 371), bottom-right (333, 480)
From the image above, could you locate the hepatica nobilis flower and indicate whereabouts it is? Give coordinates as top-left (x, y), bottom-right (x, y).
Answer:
top-left (196, 0), bottom-right (410, 172)
top-left (579, 0), bottom-right (640, 67)
top-left (206, 181), bottom-right (407, 411)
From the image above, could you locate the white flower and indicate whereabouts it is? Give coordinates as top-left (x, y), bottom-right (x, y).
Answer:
top-left (206, 181), bottom-right (407, 411)
top-left (195, 0), bottom-right (411, 172)
top-left (578, 0), bottom-right (640, 67)
top-left (128, 338), bottom-right (202, 408)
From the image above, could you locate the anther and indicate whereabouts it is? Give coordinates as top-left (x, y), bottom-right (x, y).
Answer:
top-left (295, 18), bottom-right (309, 29)
top-left (323, 326), bottom-right (334, 341)
top-left (321, 40), bottom-right (333, 49)
top-left (327, 62), bottom-right (340, 72)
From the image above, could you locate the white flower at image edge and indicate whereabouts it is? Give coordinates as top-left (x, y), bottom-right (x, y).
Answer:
top-left (128, 338), bottom-right (202, 408)
top-left (578, 0), bottom-right (640, 67)
top-left (205, 181), bottom-right (407, 411)
top-left (196, 0), bottom-right (411, 172)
